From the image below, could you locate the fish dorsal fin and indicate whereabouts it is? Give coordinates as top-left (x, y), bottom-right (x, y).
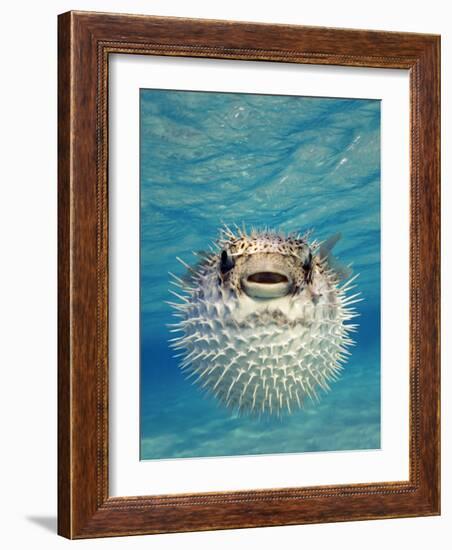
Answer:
top-left (318, 232), bottom-right (353, 281)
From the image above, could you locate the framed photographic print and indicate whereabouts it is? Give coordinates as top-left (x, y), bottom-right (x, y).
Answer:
top-left (58, 11), bottom-right (440, 539)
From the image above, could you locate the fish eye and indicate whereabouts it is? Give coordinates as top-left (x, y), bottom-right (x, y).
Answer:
top-left (220, 249), bottom-right (235, 273)
top-left (303, 251), bottom-right (312, 271)
top-left (303, 251), bottom-right (313, 284)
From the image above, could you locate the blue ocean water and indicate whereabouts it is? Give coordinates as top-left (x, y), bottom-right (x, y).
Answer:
top-left (140, 89), bottom-right (381, 460)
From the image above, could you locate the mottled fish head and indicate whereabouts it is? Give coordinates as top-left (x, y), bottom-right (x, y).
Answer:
top-left (218, 228), bottom-right (314, 300)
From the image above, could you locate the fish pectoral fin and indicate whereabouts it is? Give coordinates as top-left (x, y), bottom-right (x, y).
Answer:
top-left (331, 262), bottom-right (353, 281)
top-left (318, 232), bottom-right (342, 260)
top-left (318, 232), bottom-right (353, 281)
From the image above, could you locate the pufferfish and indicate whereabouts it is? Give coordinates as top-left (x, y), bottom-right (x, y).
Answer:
top-left (168, 226), bottom-right (361, 417)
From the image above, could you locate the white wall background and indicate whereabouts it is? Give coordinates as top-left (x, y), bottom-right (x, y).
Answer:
top-left (0, 1), bottom-right (448, 548)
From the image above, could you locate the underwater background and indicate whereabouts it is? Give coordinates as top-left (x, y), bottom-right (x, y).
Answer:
top-left (140, 89), bottom-right (381, 460)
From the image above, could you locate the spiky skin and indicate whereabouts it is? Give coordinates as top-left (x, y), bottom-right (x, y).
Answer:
top-left (168, 226), bottom-right (360, 417)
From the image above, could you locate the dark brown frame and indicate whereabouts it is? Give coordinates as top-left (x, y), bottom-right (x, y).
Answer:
top-left (58, 10), bottom-right (440, 539)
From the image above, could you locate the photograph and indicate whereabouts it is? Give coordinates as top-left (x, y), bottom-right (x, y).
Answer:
top-left (139, 89), bottom-right (381, 460)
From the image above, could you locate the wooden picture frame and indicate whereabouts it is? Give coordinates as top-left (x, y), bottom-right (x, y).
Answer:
top-left (58, 11), bottom-right (440, 539)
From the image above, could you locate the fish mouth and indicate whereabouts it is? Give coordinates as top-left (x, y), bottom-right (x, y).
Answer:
top-left (247, 272), bottom-right (289, 284)
top-left (242, 271), bottom-right (292, 299)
